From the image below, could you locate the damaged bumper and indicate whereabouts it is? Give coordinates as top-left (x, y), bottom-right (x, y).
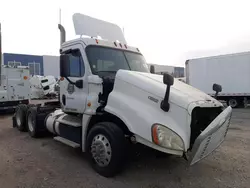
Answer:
top-left (189, 106), bottom-right (232, 165)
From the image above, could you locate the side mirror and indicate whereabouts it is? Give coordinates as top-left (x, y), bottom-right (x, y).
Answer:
top-left (60, 54), bottom-right (70, 77)
top-left (161, 73), bottom-right (174, 112)
top-left (213, 83), bottom-right (222, 93)
top-left (163, 73), bottom-right (174, 86)
top-left (213, 83), bottom-right (222, 99)
top-left (150, 65), bottom-right (155, 74)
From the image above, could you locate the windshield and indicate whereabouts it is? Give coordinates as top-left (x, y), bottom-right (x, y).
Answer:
top-left (86, 46), bottom-right (149, 75)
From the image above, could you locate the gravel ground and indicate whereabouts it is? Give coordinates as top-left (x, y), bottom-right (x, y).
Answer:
top-left (0, 108), bottom-right (249, 188)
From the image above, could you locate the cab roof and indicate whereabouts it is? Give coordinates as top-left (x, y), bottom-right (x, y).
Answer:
top-left (63, 37), bottom-right (141, 54)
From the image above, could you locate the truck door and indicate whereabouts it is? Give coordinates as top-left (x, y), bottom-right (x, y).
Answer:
top-left (60, 45), bottom-right (88, 113)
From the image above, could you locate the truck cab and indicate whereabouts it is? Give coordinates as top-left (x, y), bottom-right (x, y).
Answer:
top-left (59, 37), bottom-right (149, 114)
top-left (14, 13), bottom-right (233, 177)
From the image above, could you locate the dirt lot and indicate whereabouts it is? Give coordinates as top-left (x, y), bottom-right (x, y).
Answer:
top-left (0, 108), bottom-right (249, 188)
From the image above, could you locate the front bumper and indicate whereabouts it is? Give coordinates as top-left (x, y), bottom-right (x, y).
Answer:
top-left (189, 106), bottom-right (232, 165)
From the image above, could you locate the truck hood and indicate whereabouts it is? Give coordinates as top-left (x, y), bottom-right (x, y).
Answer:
top-left (116, 70), bottom-right (222, 110)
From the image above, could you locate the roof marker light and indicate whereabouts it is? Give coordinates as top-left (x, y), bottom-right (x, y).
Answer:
top-left (95, 39), bottom-right (99, 44)
top-left (119, 43), bottom-right (122, 48)
top-left (114, 42), bottom-right (117, 46)
top-left (124, 44), bottom-right (127, 49)
top-left (136, 48), bottom-right (140, 52)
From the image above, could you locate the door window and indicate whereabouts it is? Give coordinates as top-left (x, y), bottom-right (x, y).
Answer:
top-left (67, 49), bottom-right (85, 77)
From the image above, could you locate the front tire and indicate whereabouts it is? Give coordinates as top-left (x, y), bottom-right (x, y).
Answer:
top-left (86, 122), bottom-right (128, 177)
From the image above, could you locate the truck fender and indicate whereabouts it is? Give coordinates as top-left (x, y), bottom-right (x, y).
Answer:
top-left (104, 105), bottom-right (134, 133)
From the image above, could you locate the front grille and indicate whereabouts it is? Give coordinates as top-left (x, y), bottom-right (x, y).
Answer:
top-left (190, 107), bottom-right (222, 148)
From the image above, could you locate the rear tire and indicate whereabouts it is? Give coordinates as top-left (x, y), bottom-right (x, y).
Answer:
top-left (27, 107), bottom-right (46, 138)
top-left (15, 104), bottom-right (28, 131)
top-left (86, 122), bottom-right (128, 177)
top-left (27, 107), bottom-right (39, 138)
top-left (27, 106), bottom-right (51, 138)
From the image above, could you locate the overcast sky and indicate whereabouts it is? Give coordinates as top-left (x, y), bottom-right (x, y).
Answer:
top-left (1, 0), bottom-right (250, 66)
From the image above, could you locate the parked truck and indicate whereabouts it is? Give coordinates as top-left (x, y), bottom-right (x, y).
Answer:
top-left (13, 13), bottom-right (232, 177)
top-left (186, 52), bottom-right (250, 108)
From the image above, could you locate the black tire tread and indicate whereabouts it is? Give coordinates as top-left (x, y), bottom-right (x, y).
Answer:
top-left (86, 122), bottom-right (128, 177)
top-left (27, 107), bottom-right (38, 138)
top-left (15, 104), bottom-right (28, 131)
top-left (27, 106), bottom-right (50, 138)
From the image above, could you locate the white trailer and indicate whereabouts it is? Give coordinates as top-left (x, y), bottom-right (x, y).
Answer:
top-left (186, 52), bottom-right (250, 108)
top-left (13, 13), bottom-right (232, 177)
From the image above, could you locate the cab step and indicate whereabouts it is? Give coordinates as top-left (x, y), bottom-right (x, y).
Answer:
top-left (54, 136), bottom-right (80, 148)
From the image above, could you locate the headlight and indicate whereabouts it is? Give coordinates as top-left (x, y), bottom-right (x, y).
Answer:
top-left (152, 124), bottom-right (184, 151)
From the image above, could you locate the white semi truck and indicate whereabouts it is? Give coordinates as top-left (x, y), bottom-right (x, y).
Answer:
top-left (13, 13), bottom-right (232, 177)
top-left (186, 52), bottom-right (250, 108)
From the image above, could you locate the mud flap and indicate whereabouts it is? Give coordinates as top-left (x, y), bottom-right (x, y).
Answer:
top-left (189, 106), bottom-right (232, 165)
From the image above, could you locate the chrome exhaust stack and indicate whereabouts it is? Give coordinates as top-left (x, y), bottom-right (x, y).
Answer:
top-left (58, 24), bottom-right (66, 46)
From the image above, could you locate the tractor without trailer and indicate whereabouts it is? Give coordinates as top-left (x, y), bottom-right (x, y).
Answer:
top-left (13, 13), bottom-right (233, 177)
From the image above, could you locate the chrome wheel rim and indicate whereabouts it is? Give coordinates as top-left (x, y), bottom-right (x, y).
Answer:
top-left (28, 113), bottom-right (34, 132)
top-left (91, 134), bottom-right (112, 167)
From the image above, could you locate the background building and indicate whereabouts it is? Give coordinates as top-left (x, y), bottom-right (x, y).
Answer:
top-left (3, 53), bottom-right (43, 75)
top-left (2, 53), bottom-right (59, 77)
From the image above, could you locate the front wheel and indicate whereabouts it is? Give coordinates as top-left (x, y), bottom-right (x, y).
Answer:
top-left (86, 122), bottom-right (128, 177)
